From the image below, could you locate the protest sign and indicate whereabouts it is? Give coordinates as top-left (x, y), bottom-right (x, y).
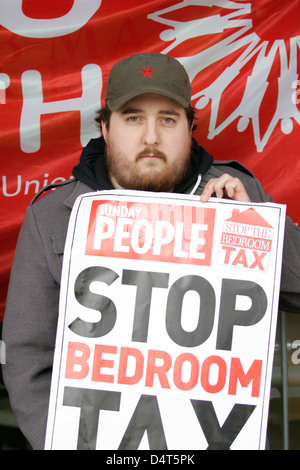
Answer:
top-left (45, 190), bottom-right (286, 450)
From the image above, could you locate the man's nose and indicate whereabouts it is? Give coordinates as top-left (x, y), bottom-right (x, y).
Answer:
top-left (143, 120), bottom-right (159, 146)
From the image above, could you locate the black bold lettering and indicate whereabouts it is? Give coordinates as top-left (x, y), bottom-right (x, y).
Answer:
top-left (216, 279), bottom-right (268, 351)
top-left (118, 395), bottom-right (167, 450)
top-left (63, 386), bottom-right (121, 450)
top-left (191, 399), bottom-right (256, 449)
top-left (166, 275), bottom-right (215, 347)
top-left (122, 270), bottom-right (169, 342)
top-left (69, 266), bottom-right (119, 338)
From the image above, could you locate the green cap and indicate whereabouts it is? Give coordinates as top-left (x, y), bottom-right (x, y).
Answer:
top-left (105, 52), bottom-right (191, 111)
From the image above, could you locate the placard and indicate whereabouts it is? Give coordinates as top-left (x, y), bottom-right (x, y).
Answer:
top-left (45, 190), bottom-right (286, 450)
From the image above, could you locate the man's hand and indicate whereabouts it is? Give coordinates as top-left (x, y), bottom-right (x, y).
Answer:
top-left (200, 173), bottom-right (251, 202)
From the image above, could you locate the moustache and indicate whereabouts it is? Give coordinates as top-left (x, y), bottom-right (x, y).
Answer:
top-left (136, 147), bottom-right (167, 161)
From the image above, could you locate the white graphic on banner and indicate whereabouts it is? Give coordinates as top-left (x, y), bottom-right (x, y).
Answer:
top-left (148, 0), bottom-right (300, 151)
top-left (0, 0), bottom-right (102, 38)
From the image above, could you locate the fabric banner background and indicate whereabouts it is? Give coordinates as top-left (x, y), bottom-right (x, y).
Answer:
top-left (0, 0), bottom-right (299, 320)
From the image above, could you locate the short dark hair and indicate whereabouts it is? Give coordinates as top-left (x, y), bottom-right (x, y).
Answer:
top-left (95, 104), bottom-right (198, 131)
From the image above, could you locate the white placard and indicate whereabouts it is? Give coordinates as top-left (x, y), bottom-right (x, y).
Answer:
top-left (45, 190), bottom-right (286, 450)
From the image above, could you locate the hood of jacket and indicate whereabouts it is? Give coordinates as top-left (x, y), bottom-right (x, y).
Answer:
top-left (72, 136), bottom-right (214, 194)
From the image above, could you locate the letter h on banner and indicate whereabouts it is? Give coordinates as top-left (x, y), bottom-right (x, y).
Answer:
top-left (20, 64), bottom-right (102, 153)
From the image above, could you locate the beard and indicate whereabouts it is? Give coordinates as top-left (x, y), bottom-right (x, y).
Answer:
top-left (105, 142), bottom-right (192, 192)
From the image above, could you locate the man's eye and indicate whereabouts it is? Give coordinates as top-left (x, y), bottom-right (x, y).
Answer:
top-left (162, 117), bottom-right (175, 124)
top-left (127, 116), bottom-right (140, 122)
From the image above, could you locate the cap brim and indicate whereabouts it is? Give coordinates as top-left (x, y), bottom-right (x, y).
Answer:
top-left (106, 86), bottom-right (190, 111)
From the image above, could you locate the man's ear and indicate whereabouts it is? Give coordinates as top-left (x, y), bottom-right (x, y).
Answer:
top-left (101, 121), bottom-right (108, 141)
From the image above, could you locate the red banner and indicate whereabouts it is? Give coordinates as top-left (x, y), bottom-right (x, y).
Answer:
top-left (1, 0), bottom-right (299, 320)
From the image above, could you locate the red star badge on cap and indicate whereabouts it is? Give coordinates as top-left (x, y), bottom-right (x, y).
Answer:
top-left (139, 65), bottom-right (155, 79)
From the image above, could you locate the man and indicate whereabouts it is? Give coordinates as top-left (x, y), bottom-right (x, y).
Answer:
top-left (2, 52), bottom-right (300, 450)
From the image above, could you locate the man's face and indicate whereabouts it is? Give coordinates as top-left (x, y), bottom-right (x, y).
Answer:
top-left (102, 94), bottom-right (193, 192)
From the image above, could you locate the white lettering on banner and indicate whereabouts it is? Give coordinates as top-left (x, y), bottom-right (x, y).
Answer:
top-left (0, 0), bottom-right (102, 38)
top-left (20, 64), bottom-right (102, 153)
top-left (1, 174), bottom-right (73, 198)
